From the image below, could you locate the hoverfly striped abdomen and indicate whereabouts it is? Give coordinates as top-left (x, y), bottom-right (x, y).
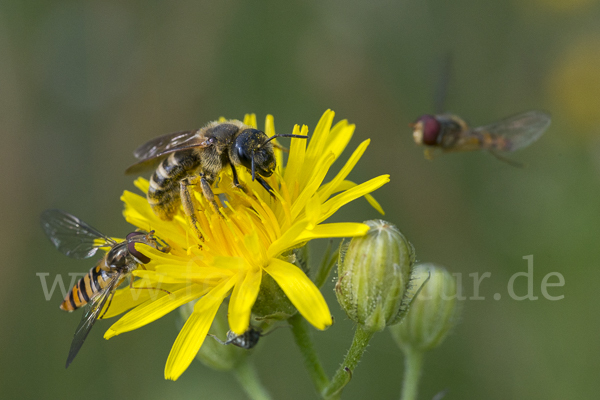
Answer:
top-left (60, 263), bottom-right (112, 312)
top-left (148, 149), bottom-right (202, 220)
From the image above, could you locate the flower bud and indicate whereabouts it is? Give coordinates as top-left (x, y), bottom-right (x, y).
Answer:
top-left (389, 263), bottom-right (461, 352)
top-left (179, 302), bottom-right (246, 371)
top-left (335, 220), bottom-right (415, 333)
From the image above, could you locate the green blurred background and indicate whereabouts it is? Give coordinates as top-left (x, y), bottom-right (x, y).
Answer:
top-left (2, 0), bottom-right (599, 399)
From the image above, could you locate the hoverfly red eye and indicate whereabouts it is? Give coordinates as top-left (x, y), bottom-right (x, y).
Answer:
top-left (126, 231), bottom-right (145, 241)
top-left (127, 240), bottom-right (151, 264)
top-left (416, 115), bottom-right (441, 146)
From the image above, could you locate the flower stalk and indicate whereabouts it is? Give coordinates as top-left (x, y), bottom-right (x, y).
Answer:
top-left (322, 324), bottom-right (374, 399)
top-left (232, 358), bottom-right (273, 400)
top-left (399, 347), bottom-right (424, 400)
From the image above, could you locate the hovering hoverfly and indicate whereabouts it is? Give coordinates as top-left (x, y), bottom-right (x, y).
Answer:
top-left (40, 209), bottom-right (170, 368)
top-left (126, 120), bottom-right (307, 238)
top-left (411, 111), bottom-right (551, 164)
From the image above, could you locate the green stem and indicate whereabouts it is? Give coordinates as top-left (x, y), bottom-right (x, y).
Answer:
top-left (322, 325), bottom-right (375, 399)
top-left (400, 348), bottom-right (424, 400)
top-left (232, 358), bottom-right (273, 400)
top-left (289, 313), bottom-right (330, 393)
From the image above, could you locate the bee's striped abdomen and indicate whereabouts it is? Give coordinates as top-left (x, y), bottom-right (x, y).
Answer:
top-left (148, 149), bottom-right (201, 220)
top-left (60, 264), bottom-right (112, 312)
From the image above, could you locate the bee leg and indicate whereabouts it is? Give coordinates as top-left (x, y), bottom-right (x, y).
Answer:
top-left (255, 175), bottom-right (276, 199)
top-left (180, 177), bottom-right (204, 240)
top-left (230, 162), bottom-right (245, 192)
top-left (199, 174), bottom-right (224, 217)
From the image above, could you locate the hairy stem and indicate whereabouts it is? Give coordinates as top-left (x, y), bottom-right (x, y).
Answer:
top-left (289, 313), bottom-right (330, 393)
top-left (322, 324), bottom-right (374, 399)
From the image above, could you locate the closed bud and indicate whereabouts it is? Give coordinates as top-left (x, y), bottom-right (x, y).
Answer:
top-left (335, 220), bottom-right (415, 333)
top-left (389, 263), bottom-right (461, 352)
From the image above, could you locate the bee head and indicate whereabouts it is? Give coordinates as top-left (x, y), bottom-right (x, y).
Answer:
top-left (233, 129), bottom-right (309, 181)
top-left (411, 115), bottom-right (440, 146)
top-left (233, 129), bottom-right (276, 179)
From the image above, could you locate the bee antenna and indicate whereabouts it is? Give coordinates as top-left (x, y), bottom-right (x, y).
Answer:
top-left (251, 150), bottom-right (256, 181)
top-left (264, 134), bottom-right (308, 144)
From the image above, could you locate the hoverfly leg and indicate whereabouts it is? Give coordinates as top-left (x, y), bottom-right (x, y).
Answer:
top-left (128, 273), bottom-right (172, 298)
top-left (489, 150), bottom-right (525, 168)
top-left (199, 174), bottom-right (224, 217)
top-left (180, 177), bottom-right (204, 241)
top-left (255, 176), bottom-right (276, 199)
top-left (99, 290), bottom-right (116, 320)
top-left (424, 148), bottom-right (435, 160)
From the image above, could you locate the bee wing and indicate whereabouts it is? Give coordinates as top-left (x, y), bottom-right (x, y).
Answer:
top-left (40, 209), bottom-right (116, 259)
top-left (473, 111), bottom-right (551, 152)
top-left (65, 275), bottom-right (120, 368)
top-left (125, 130), bottom-right (211, 174)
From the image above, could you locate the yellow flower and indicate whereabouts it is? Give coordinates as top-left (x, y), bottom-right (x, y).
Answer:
top-left (102, 110), bottom-right (390, 380)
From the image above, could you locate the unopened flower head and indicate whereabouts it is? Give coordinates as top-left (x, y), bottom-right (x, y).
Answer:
top-left (99, 110), bottom-right (390, 380)
top-left (389, 263), bottom-right (461, 353)
top-left (335, 219), bottom-right (415, 333)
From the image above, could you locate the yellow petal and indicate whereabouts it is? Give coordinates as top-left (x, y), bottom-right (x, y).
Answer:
top-left (105, 284), bottom-right (210, 339)
top-left (319, 175), bottom-right (390, 223)
top-left (318, 139), bottom-right (370, 202)
top-left (267, 219), bottom-right (310, 259)
top-left (243, 114), bottom-right (257, 128)
top-left (164, 277), bottom-right (236, 380)
top-left (228, 267), bottom-right (262, 335)
top-left (283, 124), bottom-right (308, 185)
top-left (277, 222), bottom-right (370, 251)
top-left (100, 282), bottom-right (182, 319)
top-left (322, 180), bottom-right (385, 215)
top-left (290, 152), bottom-right (336, 220)
top-left (264, 259), bottom-right (332, 330)
top-left (305, 110), bottom-right (335, 170)
top-left (323, 119), bottom-right (355, 161)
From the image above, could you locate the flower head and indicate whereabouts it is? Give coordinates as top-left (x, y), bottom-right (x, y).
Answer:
top-left (389, 263), bottom-right (461, 353)
top-left (336, 219), bottom-right (415, 333)
top-left (102, 110), bottom-right (389, 380)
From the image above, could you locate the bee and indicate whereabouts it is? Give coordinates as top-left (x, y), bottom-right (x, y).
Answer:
top-left (126, 120), bottom-right (307, 237)
top-left (40, 209), bottom-right (170, 368)
top-left (411, 111), bottom-right (551, 164)
top-left (209, 327), bottom-right (263, 349)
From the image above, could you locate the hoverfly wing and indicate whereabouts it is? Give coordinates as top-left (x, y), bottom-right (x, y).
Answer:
top-left (65, 276), bottom-right (120, 368)
top-left (40, 209), bottom-right (116, 259)
top-left (473, 111), bottom-right (551, 152)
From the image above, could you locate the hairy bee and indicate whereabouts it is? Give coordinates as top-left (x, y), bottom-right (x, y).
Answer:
top-left (126, 120), bottom-right (307, 237)
top-left (40, 209), bottom-right (170, 367)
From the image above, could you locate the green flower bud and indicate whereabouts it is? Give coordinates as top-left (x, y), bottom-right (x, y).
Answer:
top-left (251, 247), bottom-right (307, 321)
top-left (335, 220), bottom-right (415, 333)
top-left (179, 302), bottom-right (247, 371)
top-left (389, 263), bottom-right (461, 352)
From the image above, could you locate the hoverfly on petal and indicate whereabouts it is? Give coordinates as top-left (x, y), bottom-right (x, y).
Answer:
top-left (411, 111), bottom-right (551, 164)
top-left (40, 209), bottom-right (170, 368)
